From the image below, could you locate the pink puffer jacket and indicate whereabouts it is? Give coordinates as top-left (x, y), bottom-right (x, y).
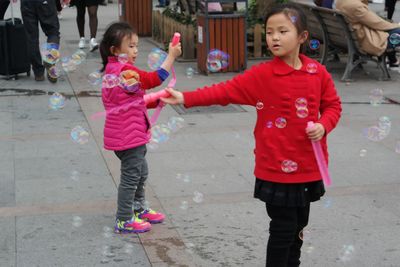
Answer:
top-left (102, 57), bottom-right (162, 151)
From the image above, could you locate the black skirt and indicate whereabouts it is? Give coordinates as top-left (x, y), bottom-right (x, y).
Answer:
top-left (254, 178), bottom-right (325, 207)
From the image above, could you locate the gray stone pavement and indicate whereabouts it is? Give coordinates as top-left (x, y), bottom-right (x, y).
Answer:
top-left (0, 0), bottom-right (400, 266)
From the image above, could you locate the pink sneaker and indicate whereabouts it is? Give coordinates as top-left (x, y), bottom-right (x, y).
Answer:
top-left (136, 208), bottom-right (165, 224)
top-left (114, 216), bottom-right (151, 234)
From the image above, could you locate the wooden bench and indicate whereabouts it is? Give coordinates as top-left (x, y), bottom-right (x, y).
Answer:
top-left (297, 3), bottom-right (391, 81)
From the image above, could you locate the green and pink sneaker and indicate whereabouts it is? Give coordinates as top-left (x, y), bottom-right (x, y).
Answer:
top-left (114, 216), bottom-right (151, 234)
top-left (136, 209), bottom-right (165, 224)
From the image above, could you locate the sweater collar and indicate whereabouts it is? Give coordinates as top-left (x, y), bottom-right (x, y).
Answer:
top-left (272, 54), bottom-right (319, 75)
top-left (108, 56), bottom-right (119, 63)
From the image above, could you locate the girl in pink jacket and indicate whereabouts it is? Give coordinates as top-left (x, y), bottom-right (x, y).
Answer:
top-left (99, 22), bottom-right (181, 233)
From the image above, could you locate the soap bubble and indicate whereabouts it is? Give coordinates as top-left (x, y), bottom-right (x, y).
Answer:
top-left (309, 39), bottom-right (320, 50)
top-left (304, 246), bottom-right (315, 254)
top-left (167, 116), bottom-right (185, 132)
top-left (395, 141), bottom-right (400, 154)
top-left (102, 245), bottom-right (115, 258)
top-left (389, 32), bottom-right (400, 45)
top-left (120, 70), bottom-right (140, 93)
top-left (186, 67), bottom-right (194, 78)
top-left (118, 53), bottom-right (129, 64)
top-left (306, 63), bottom-right (318, 73)
top-left (378, 116), bottom-right (391, 133)
top-left (183, 174), bottom-right (191, 183)
top-left (275, 117), bottom-right (287, 128)
top-left (48, 92), bottom-right (65, 110)
top-left (256, 101), bottom-right (264, 110)
top-left (47, 65), bottom-right (61, 79)
top-left (147, 48), bottom-right (167, 70)
top-left (299, 229), bottom-right (311, 241)
top-left (88, 70), bottom-right (102, 86)
top-left (193, 191), bottom-right (204, 203)
top-left (369, 88), bottom-right (384, 106)
top-left (70, 126), bottom-right (90, 144)
top-left (339, 245), bottom-right (355, 262)
top-left (180, 201), bottom-right (189, 210)
top-left (295, 98), bottom-right (308, 109)
top-left (323, 197), bottom-right (332, 208)
top-left (151, 124), bottom-right (171, 144)
top-left (359, 149), bottom-right (367, 157)
top-left (61, 57), bottom-right (77, 72)
top-left (296, 107), bottom-right (309, 118)
top-left (72, 216), bottom-right (82, 227)
top-left (41, 43), bottom-right (60, 65)
top-left (70, 170), bottom-right (79, 181)
top-left (281, 159), bottom-right (298, 173)
top-left (362, 126), bottom-right (386, 142)
top-left (102, 226), bottom-right (113, 238)
top-left (147, 141), bottom-right (159, 151)
top-left (71, 50), bottom-right (86, 65)
top-left (123, 243), bottom-right (134, 254)
top-left (102, 74), bottom-right (121, 89)
top-left (207, 49), bottom-right (229, 72)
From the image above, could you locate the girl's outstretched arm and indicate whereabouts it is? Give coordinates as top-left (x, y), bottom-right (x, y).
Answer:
top-left (160, 42), bottom-right (182, 73)
top-left (161, 88), bottom-right (184, 105)
top-left (162, 65), bottom-right (262, 108)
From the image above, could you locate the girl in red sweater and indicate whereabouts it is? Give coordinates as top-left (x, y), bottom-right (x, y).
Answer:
top-left (163, 3), bottom-right (341, 266)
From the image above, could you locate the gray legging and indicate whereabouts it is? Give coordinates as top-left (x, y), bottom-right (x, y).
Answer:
top-left (114, 145), bottom-right (148, 221)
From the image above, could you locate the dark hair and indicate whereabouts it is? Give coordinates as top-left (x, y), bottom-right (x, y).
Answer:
top-left (264, 3), bottom-right (308, 53)
top-left (264, 3), bottom-right (308, 35)
top-left (100, 22), bottom-right (137, 72)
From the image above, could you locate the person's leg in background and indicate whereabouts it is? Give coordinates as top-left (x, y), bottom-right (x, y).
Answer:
top-left (386, 0), bottom-right (397, 21)
top-left (20, 1), bottom-right (45, 81)
top-left (38, 0), bottom-right (60, 83)
top-left (76, 1), bottom-right (86, 48)
top-left (0, 0), bottom-right (10, 20)
top-left (87, 5), bottom-right (99, 51)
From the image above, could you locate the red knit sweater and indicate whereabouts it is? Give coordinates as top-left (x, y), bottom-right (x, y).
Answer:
top-left (183, 55), bottom-right (342, 183)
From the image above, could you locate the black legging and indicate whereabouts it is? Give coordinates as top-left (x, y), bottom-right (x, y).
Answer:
top-left (266, 204), bottom-right (310, 267)
top-left (385, 0), bottom-right (397, 20)
top-left (76, 3), bottom-right (98, 39)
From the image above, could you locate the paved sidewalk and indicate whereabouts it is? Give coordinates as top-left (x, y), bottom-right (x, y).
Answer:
top-left (0, 1), bottom-right (400, 266)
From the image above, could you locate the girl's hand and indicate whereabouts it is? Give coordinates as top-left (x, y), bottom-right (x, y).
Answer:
top-left (306, 122), bottom-right (325, 141)
top-left (168, 42), bottom-right (182, 59)
top-left (161, 88), bottom-right (184, 105)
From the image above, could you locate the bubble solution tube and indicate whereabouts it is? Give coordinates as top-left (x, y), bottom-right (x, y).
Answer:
top-left (307, 121), bottom-right (331, 187)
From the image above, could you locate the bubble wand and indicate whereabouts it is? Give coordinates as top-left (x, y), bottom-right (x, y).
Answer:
top-left (307, 121), bottom-right (331, 187)
top-left (146, 32), bottom-right (180, 125)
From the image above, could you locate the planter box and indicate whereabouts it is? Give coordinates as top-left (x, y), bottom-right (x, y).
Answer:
top-left (197, 13), bottom-right (246, 73)
top-left (119, 0), bottom-right (152, 36)
top-left (152, 11), bottom-right (196, 60)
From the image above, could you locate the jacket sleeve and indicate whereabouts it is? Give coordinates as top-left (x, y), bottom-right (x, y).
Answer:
top-left (350, 4), bottom-right (398, 31)
top-left (183, 66), bottom-right (261, 108)
top-left (121, 65), bottom-right (162, 90)
top-left (317, 67), bottom-right (342, 134)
